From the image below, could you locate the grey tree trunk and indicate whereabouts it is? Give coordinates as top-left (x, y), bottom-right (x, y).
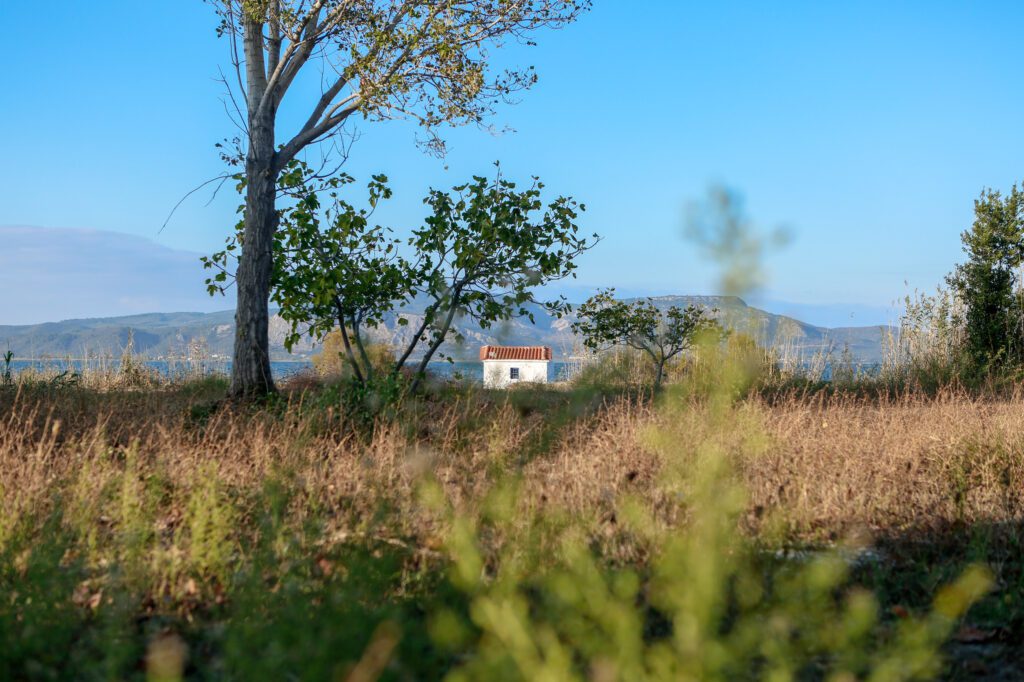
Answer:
top-left (332, 301), bottom-right (365, 385)
top-left (653, 354), bottom-right (666, 390)
top-left (229, 10), bottom-right (280, 399)
top-left (230, 109), bottom-right (278, 398)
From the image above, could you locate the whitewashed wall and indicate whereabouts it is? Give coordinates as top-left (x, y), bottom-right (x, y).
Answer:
top-left (482, 359), bottom-right (549, 388)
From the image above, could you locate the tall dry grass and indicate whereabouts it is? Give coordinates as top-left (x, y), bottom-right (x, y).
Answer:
top-left (1, 369), bottom-right (1020, 679)
top-left (5, 377), bottom-right (1024, 565)
top-left (519, 388), bottom-right (1024, 547)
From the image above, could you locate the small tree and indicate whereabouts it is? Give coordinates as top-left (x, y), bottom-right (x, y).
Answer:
top-left (573, 289), bottom-right (724, 388)
top-left (204, 160), bottom-right (412, 386)
top-left (272, 161), bottom-right (411, 385)
top-left (946, 184), bottom-right (1024, 370)
top-left (397, 171), bottom-right (595, 391)
top-left (210, 167), bottom-right (597, 393)
top-left (312, 329), bottom-right (394, 378)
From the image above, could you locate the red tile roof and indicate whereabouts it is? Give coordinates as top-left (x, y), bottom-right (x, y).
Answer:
top-left (479, 345), bottom-right (552, 361)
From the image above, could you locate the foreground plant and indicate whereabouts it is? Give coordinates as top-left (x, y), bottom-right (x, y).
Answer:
top-left (430, 341), bottom-right (992, 681)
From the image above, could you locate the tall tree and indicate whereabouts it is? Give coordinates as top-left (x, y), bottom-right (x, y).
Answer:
top-left (209, 0), bottom-right (590, 397)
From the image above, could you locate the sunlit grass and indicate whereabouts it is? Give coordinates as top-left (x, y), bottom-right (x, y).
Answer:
top-left (1, 354), bottom-right (1021, 679)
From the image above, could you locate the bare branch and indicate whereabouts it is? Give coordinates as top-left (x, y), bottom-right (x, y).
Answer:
top-left (216, 66), bottom-right (249, 136)
top-left (219, 3), bottom-right (250, 112)
top-left (260, 0), bottom-right (328, 113)
top-left (159, 173), bottom-right (234, 235)
top-left (275, 98), bottom-right (361, 170)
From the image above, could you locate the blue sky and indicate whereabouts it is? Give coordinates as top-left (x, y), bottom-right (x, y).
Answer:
top-left (4, 1), bottom-right (1024, 326)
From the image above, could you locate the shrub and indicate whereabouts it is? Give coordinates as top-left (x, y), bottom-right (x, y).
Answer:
top-left (312, 328), bottom-right (395, 380)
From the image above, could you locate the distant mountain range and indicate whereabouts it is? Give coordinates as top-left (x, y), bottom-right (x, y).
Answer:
top-left (0, 296), bottom-right (893, 363)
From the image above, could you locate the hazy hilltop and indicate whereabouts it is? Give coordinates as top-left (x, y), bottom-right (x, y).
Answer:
top-left (0, 310), bottom-right (320, 361)
top-left (0, 296), bottom-right (892, 363)
top-left (639, 296), bottom-right (891, 362)
top-left (0, 226), bottom-right (229, 325)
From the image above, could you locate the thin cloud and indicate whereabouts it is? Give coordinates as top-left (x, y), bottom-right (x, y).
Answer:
top-left (0, 226), bottom-right (232, 325)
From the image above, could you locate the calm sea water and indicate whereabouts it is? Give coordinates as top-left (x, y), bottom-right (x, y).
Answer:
top-left (5, 359), bottom-right (574, 383)
top-left (6, 359), bottom-right (310, 380)
top-left (6, 359), bottom-right (876, 384)
top-left (421, 361), bottom-right (573, 383)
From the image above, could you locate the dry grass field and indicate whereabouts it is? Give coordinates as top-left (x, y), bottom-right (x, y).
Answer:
top-left (3, 367), bottom-right (1024, 679)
